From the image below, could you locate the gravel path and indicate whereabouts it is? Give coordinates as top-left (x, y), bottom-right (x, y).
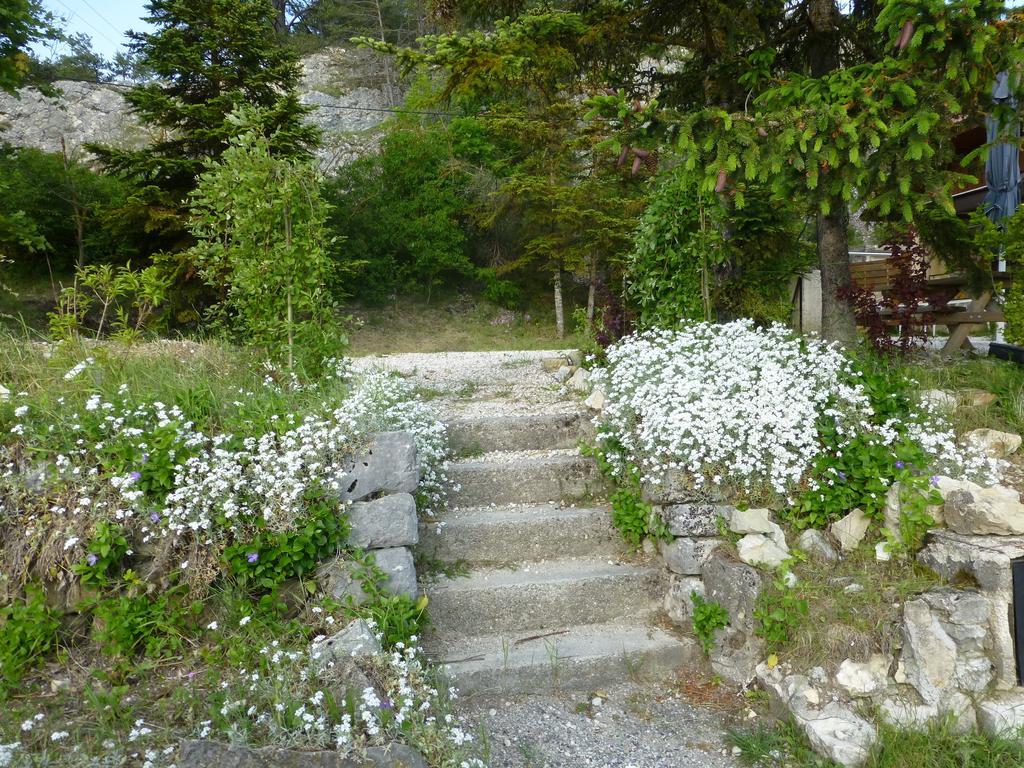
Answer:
top-left (350, 349), bottom-right (579, 418)
top-left (466, 681), bottom-right (743, 768)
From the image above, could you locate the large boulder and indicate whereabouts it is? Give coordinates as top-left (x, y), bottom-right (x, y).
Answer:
top-left (965, 429), bottom-right (1022, 459)
top-left (346, 493), bottom-right (419, 549)
top-left (177, 741), bottom-right (428, 768)
top-left (944, 485), bottom-right (1024, 535)
top-left (702, 551), bottom-right (764, 684)
top-left (899, 589), bottom-right (994, 719)
top-left (918, 531), bottom-right (1024, 689)
top-left (336, 432), bottom-right (420, 503)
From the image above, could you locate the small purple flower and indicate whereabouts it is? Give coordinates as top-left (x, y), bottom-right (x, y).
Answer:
top-left (379, 697), bottom-right (393, 710)
top-left (150, 511), bottom-right (160, 523)
top-left (246, 552), bottom-right (259, 564)
top-left (129, 471), bottom-right (142, 483)
top-left (837, 471), bottom-right (846, 481)
top-left (86, 553), bottom-right (98, 567)
top-left (930, 475), bottom-right (941, 487)
top-left (894, 461), bottom-right (905, 470)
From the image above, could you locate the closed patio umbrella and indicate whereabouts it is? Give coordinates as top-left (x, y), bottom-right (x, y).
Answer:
top-left (985, 71), bottom-right (1021, 225)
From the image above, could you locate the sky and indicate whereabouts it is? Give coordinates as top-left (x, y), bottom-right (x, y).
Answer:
top-left (39, 0), bottom-right (152, 60)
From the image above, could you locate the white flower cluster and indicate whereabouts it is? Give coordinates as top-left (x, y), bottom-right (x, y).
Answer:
top-left (592, 321), bottom-right (868, 494)
top-left (161, 371), bottom-right (448, 540)
top-left (591, 321), bottom-right (1001, 497)
top-left (213, 629), bottom-right (483, 762)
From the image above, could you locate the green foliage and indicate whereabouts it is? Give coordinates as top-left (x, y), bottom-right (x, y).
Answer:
top-left (0, 145), bottom-right (135, 273)
top-left (48, 262), bottom-right (169, 341)
top-left (90, 583), bottom-right (203, 658)
top-left (0, 0), bottom-right (55, 94)
top-left (187, 119), bottom-right (341, 369)
top-left (74, 521), bottom-right (130, 586)
top-left (224, 487), bottom-right (350, 590)
top-left (755, 573), bottom-right (810, 652)
top-left (790, 357), bottom-right (935, 529)
top-left (341, 554), bottom-right (430, 648)
top-left (610, 487), bottom-right (668, 548)
top-left (0, 584), bottom-right (60, 693)
top-left (691, 591), bottom-right (729, 656)
top-left (324, 125), bottom-right (474, 303)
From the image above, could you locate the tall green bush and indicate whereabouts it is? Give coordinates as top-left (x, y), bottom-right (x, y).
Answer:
top-left (186, 118), bottom-right (341, 369)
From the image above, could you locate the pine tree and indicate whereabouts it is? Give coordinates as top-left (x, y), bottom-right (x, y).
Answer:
top-left (91, 0), bottom-right (320, 205)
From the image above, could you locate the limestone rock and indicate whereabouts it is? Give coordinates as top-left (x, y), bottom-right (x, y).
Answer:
top-left (541, 357), bottom-right (565, 372)
top-left (583, 387), bottom-right (606, 411)
top-left (661, 503), bottom-right (729, 537)
top-left (703, 551), bottom-right (764, 683)
top-left (567, 367), bottom-right (590, 393)
top-left (310, 619), bottom-right (381, 670)
top-left (921, 389), bottom-right (957, 411)
top-left (318, 547), bottom-right (418, 603)
top-left (965, 428), bottom-right (1022, 459)
top-left (641, 469), bottom-right (716, 505)
top-left (879, 696), bottom-right (939, 729)
top-left (659, 537), bottom-right (722, 575)
top-left (796, 529), bottom-right (839, 562)
top-left (336, 432), bottom-right (420, 503)
top-left (835, 656), bottom-right (890, 698)
top-left (830, 508), bottom-right (871, 552)
top-left (554, 365), bottom-right (576, 383)
top-left (736, 533), bottom-right (790, 570)
top-left (346, 493), bottom-right (419, 549)
top-left (726, 508), bottom-right (774, 534)
top-left (959, 388), bottom-right (997, 408)
top-left (800, 703), bottom-right (877, 768)
top-left (944, 485), bottom-right (1024, 535)
top-left (875, 541), bottom-right (892, 562)
top-left (0, 385), bottom-right (9, 402)
top-left (177, 740), bottom-right (428, 768)
top-left (900, 589), bottom-right (994, 710)
top-left (977, 691), bottom-right (1024, 737)
top-left (664, 575), bottom-right (704, 629)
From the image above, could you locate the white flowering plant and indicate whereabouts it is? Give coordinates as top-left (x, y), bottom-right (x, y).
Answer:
top-left (590, 321), bottom-right (1000, 524)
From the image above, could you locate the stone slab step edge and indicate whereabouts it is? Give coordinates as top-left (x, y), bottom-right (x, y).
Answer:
top-left (418, 504), bottom-right (625, 564)
top-left (430, 622), bottom-right (703, 696)
top-left (446, 411), bottom-right (595, 454)
top-left (425, 558), bottom-right (663, 636)
top-left (446, 453), bottom-right (608, 507)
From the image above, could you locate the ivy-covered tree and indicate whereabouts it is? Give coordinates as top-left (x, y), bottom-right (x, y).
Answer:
top-left (91, 0), bottom-right (320, 209)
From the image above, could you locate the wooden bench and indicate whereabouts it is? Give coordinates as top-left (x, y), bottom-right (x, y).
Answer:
top-left (848, 259), bottom-right (1006, 354)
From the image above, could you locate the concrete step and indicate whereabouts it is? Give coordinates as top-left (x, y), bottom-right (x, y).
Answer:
top-left (419, 504), bottom-right (624, 565)
top-left (447, 452), bottom-right (608, 507)
top-left (428, 622), bottom-right (702, 696)
top-left (447, 411), bottom-right (593, 455)
top-left (426, 558), bottom-right (662, 636)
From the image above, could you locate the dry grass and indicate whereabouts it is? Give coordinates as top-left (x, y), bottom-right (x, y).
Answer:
top-left (777, 549), bottom-right (942, 673)
top-left (347, 296), bottom-right (582, 355)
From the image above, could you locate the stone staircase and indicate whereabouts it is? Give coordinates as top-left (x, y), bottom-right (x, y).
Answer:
top-left (420, 409), bottom-right (701, 696)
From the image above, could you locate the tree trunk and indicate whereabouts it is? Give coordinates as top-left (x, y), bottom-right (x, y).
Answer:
top-left (553, 268), bottom-right (565, 339)
top-left (818, 203), bottom-right (857, 344)
top-left (272, 0), bottom-right (287, 34)
top-left (586, 254), bottom-right (597, 325)
top-left (807, 0), bottom-right (857, 343)
top-left (61, 138), bottom-right (87, 269)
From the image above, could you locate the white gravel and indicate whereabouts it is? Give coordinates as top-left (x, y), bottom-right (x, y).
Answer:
top-left (466, 681), bottom-right (742, 768)
top-left (350, 350), bottom-right (580, 418)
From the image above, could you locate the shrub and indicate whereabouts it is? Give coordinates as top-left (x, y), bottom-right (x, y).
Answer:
top-left (591, 321), bottom-right (1001, 506)
top-left (90, 585), bottom-right (203, 658)
top-left (0, 584), bottom-right (60, 693)
top-left (691, 592), bottom-right (729, 656)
